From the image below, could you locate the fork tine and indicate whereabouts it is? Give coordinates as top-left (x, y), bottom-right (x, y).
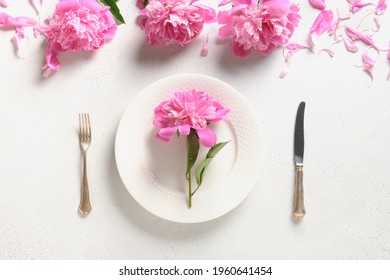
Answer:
top-left (86, 113), bottom-right (91, 140)
top-left (79, 113), bottom-right (82, 141)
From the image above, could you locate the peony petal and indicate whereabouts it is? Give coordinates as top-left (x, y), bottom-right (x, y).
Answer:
top-left (218, 24), bottom-right (232, 38)
top-left (11, 26), bottom-right (26, 58)
top-left (155, 133), bottom-right (170, 143)
top-left (279, 67), bottom-right (289, 79)
top-left (219, 0), bottom-right (232, 6)
top-left (0, 13), bottom-right (37, 28)
top-left (42, 47), bottom-right (60, 78)
top-left (232, 40), bottom-right (251, 57)
top-left (158, 127), bottom-right (178, 140)
top-left (309, 10), bottom-right (334, 48)
top-left (29, 0), bottom-right (42, 15)
top-left (320, 48), bottom-right (335, 57)
top-left (347, 0), bottom-right (372, 14)
top-left (387, 43), bottom-right (390, 80)
top-left (361, 48), bottom-right (377, 82)
top-left (210, 107), bottom-right (230, 122)
top-left (343, 37), bottom-right (359, 52)
top-left (201, 33), bottom-right (209, 57)
top-left (263, 0), bottom-right (291, 15)
top-left (309, 0), bottom-right (326, 10)
top-left (196, 127), bottom-right (216, 147)
top-left (373, 16), bottom-right (381, 32)
top-left (178, 125), bottom-right (191, 136)
top-left (55, 0), bottom-right (81, 14)
top-left (388, 42), bottom-right (390, 61)
top-left (136, 0), bottom-right (145, 9)
top-left (376, 0), bottom-right (387, 14)
top-left (283, 43), bottom-right (311, 62)
top-left (80, 0), bottom-right (107, 12)
top-left (0, 0), bottom-right (7, 8)
top-left (193, 3), bottom-right (217, 23)
top-left (231, 0), bottom-right (257, 6)
top-left (345, 26), bottom-right (378, 50)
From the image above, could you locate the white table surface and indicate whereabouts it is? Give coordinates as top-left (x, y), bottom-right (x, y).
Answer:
top-left (1, 1), bottom-right (390, 260)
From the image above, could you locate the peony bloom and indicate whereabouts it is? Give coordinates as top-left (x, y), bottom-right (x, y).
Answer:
top-left (138, 0), bottom-right (216, 46)
top-left (153, 90), bottom-right (230, 147)
top-left (217, 0), bottom-right (301, 57)
top-left (39, 0), bottom-right (117, 77)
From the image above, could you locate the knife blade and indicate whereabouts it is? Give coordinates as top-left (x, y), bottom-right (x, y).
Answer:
top-left (293, 101), bottom-right (306, 219)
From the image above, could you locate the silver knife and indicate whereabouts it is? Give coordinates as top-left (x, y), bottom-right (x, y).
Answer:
top-left (293, 101), bottom-right (306, 219)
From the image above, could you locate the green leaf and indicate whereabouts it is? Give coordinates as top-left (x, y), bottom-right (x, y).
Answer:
top-left (100, 0), bottom-right (125, 24)
top-left (195, 141), bottom-right (230, 189)
top-left (142, 0), bottom-right (149, 6)
top-left (186, 129), bottom-right (199, 174)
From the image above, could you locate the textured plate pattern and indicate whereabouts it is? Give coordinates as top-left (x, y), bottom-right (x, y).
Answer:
top-left (115, 74), bottom-right (262, 223)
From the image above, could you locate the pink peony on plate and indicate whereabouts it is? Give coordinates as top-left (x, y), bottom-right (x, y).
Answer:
top-left (115, 74), bottom-right (262, 223)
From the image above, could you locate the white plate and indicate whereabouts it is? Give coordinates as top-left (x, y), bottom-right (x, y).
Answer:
top-left (115, 74), bottom-right (261, 223)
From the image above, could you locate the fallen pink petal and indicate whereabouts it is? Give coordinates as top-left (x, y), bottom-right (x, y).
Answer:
top-left (387, 44), bottom-right (390, 80)
top-left (376, 0), bottom-right (387, 15)
top-left (320, 48), bottom-right (335, 57)
top-left (10, 26), bottom-right (26, 58)
top-left (0, 0), bottom-right (7, 8)
top-left (343, 37), bottom-right (359, 52)
top-left (361, 48), bottom-right (377, 82)
top-left (279, 67), bottom-right (289, 79)
top-left (345, 26), bottom-right (378, 50)
top-left (348, 0), bottom-right (372, 14)
top-left (309, 10), bottom-right (334, 48)
top-left (309, 0), bottom-right (326, 10)
top-left (373, 16), bottom-right (381, 32)
top-left (0, 13), bottom-right (37, 58)
top-left (201, 34), bottom-right (209, 57)
top-left (283, 43), bottom-right (311, 62)
top-left (0, 13), bottom-right (37, 28)
top-left (29, 0), bottom-right (42, 15)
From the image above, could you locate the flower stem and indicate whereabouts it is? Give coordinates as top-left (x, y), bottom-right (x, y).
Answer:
top-left (186, 128), bottom-right (199, 209)
top-left (187, 171), bottom-right (192, 208)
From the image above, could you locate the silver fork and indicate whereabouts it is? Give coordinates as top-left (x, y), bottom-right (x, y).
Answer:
top-left (79, 113), bottom-right (92, 216)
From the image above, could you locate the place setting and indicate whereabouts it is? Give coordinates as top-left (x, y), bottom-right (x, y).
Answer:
top-left (75, 74), bottom-right (311, 224)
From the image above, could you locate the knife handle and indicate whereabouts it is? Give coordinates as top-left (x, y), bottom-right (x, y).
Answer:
top-left (293, 166), bottom-right (306, 219)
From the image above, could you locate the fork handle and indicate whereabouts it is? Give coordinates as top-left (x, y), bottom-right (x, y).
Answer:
top-left (293, 166), bottom-right (306, 220)
top-left (79, 151), bottom-right (92, 216)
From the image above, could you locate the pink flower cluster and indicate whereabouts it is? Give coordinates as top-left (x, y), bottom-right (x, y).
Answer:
top-left (138, 0), bottom-right (216, 46)
top-left (217, 0), bottom-right (301, 57)
top-left (39, 0), bottom-right (117, 77)
top-left (153, 90), bottom-right (230, 147)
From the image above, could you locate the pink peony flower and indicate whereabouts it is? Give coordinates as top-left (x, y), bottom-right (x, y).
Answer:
top-left (39, 0), bottom-right (117, 77)
top-left (138, 0), bottom-right (216, 46)
top-left (217, 0), bottom-right (301, 57)
top-left (153, 90), bottom-right (230, 147)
